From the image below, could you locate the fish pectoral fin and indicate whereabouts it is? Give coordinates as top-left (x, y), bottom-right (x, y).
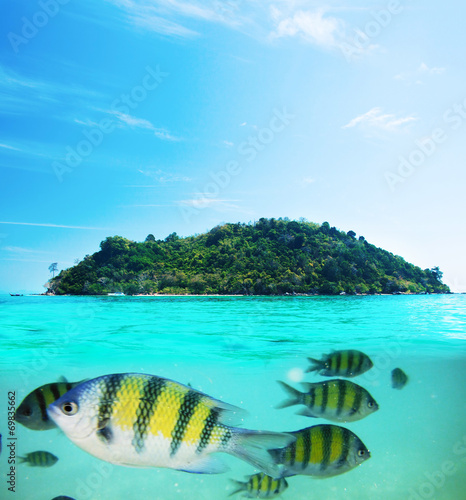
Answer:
top-left (97, 418), bottom-right (110, 430)
top-left (295, 408), bottom-right (317, 418)
top-left (178, 454), bottom-right (230, 474)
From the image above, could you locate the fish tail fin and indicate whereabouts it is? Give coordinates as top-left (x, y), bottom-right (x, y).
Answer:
top-left (275, 381), bottom-right (302, 409)
top-left (17, 456), bottom-right (26, 464)
top-left (228, 479), bottom-right (246, 496)
top-left (229, 428), bottom-right (295, 479)
top-left (306, 357), bottom-right (323, 373)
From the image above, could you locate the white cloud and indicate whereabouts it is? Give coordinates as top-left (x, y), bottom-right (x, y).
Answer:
top-left (0, 221), bottom-right (108, 230)
top-left (271, 9), bottom-right (344, 49)
top-left (2, 246), bottom-right (52, 254)
top-left (109, 111), bottom-right (180, 140)
top-left (419, 62), bottom-right (445, 75)
top-left (343, 107), bottom-right (417, 131)
top-left (177, 198), bottom-right (240, 210)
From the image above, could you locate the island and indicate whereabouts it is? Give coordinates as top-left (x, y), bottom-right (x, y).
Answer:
top-left (48, 218), bottom-right (449, 296)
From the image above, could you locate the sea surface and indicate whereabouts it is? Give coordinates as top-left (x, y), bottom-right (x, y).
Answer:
top-left (0, 294), bottom-right (465, 500)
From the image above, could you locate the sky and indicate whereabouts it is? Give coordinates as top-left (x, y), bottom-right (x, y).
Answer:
top-left (1, 0), bottom-right (465, 293)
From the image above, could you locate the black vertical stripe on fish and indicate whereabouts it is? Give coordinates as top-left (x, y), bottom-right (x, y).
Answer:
top-left (347, 351), bottom-right (354, 374)
top-left (355, 352), bottom-right (364, 375)
top-left (65, 382), bottom-right (73, 392)
top-left (302, 428), bottom-right (311, 470)
top-left (132, 378), bottom-right (166, 453)
top-left (97, 374), bottom-right (125, 430)
top-left (34, 388), bottom-right (48, 423)
top-left (97, 423), bottom-right (113, 444)
top-left (288, 437), bottom-right (297, 466)
top-left (349, 386), bottom-right (363, 415)
top-left (196, 408), bottom-right (219, 454)
top-left (170, 390), bottom-right (202, 457)
top-left (309, 387), bottom-right (316, 409)
top-left (320, 425), bottom-right (332, 472)
top-left (337, 427), bottom-right (351, 467)
top-left (321, 382), bottom-right (329, 413)
top-left (336, 380), bottom-right (347, 416)
top-left (50, 383), bottom-right (61, 401)
top-left (335, 351), bottom-right (342, 373)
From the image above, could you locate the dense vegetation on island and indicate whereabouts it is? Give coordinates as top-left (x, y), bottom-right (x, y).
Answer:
top-left (48, 218), bottom-right (449, 296)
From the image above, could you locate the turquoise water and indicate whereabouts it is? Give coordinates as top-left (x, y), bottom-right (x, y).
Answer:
top-left (0, 294), bottom-right (465, 499)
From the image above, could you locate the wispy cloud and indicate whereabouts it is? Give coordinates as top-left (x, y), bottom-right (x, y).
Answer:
top-left (0, 221), bottom-right (109, 230)
top-left (394, 62), bottom-right (446, 83)
top-left (2, 246), bottom-right (53, 254)
top-left (109, 111), bottom-right (180, 140)
top-left (138, 168), bottom-right (192, 183)
top-left (343, 107), bottom-right (417, 131)
top-left (177, 198), bottom-right (241, 210)
top-left (418, 62), bottom-right (445, 75)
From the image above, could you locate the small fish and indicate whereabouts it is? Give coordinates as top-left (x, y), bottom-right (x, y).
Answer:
top-left (229, 472), bottom-right (288, 498)
top-left (307, 350), bottom-right (373, 378)
top-left (391, 368), bottom-right (408, 389)
top-left (276, 379), bottom-right (379, 422)
top-left (15, 377), bottom-right (81, 430)
top-left (52, 497), bottom-right (76, 500)
top-left (0, 433), bottom-right (2, 455)
top-left (47, 373), bottom-right (294, 476)
top-left (269, 424), bottom-right (370, 478)
top-left (18, 451), bottom-right (58, 467)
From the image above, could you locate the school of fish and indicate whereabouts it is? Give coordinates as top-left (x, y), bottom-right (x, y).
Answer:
top-left (14, 348), bottom-right (408, 498)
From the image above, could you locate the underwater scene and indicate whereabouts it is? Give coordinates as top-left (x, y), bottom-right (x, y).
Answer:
top-left (1, 294), bottom-right (465, 500)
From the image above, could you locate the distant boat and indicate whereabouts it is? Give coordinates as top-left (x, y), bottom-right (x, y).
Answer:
top-left (10, 293), bottom-right (23, 296)
top-left (107, 292), bottom-right (125, 296)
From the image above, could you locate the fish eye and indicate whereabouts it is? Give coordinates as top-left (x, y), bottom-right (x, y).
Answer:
top-left (368, 401), bottom-right (374, 408)
top-left (22, 407), bottom-right (33, 417)
top-left (358, 449), bottom-right (366, 457)
top-left (61, 401), bottom-right (79, 415)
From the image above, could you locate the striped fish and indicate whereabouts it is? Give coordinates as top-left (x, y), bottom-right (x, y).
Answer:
top-left (52, 497), bottom-right (76, 500)
top-left (18, 451), bottom-right (58, 467)
top-left (229, 472), bottom-right (288, 498)
top-left (276, 379), bottom-right (379, 422)
top-left (306, 350), bottom-right (373, 378)
top-left (391, 368), bottom-right (408, 389)
top-left (15, 378), bottom-right (80, 430)
top-left (47, 373), bottom-right (294, 476)
top-left (269, 424), bottom-right (370, 478)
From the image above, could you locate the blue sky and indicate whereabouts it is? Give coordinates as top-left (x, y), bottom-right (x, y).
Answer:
top-left (1, 0), bottom-right (465, 293)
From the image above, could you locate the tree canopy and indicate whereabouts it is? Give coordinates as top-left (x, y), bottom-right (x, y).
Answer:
top-left (48, 218), bottom-right (450, 296)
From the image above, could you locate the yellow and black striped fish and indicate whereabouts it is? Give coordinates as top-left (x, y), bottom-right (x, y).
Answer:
top-left (269, 424), bottom-right (370, 478)
top-left (276, 379), bottom-right (379, 422)
top-left (18, 450), bottom-right (58, 467)
top-left (15, 378), bottom-right (80, 430)
top-left (391, 368), bottom-right (408, 389)
top-left (47, 373), bottom-right (294, 476)
top-left (229, 472), bottom-right (288, 498)
top-left (306, 350), bottom-right (373, 378)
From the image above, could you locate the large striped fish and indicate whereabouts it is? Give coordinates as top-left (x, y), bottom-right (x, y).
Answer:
top-left (306, 350), bottom-right (373, 378)
top-left (276, 379), bottom-right (379, 422)
top-left (47, 373), bottom-right (294, 476)
top-left (269, 424), bottom-right (370, 478)
top-left (15, 378), bottom-right (80, 430)
top-left (229, 472), bottom-right (288, 498)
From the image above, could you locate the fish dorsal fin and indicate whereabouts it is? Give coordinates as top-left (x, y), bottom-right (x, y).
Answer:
top-left (57, 376), bottom-right (68, 383)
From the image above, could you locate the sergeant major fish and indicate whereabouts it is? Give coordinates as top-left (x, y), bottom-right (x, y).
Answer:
top-left (47, 373), bottom-right (294, 476)
top-left (18, 451), bottom-right (58, 467)
top-left (276, 379), bottom-right (379, 423)
top-left (307, 350), bottom-right (373, 378)
top-left (391, 368), bottom-right (408, 389)
top-left (15, 377), bottom-right (81, 430)
top-left (269, 424), bottom-right (370, 478)
top-left (229, 472), bottom-right (288, 498)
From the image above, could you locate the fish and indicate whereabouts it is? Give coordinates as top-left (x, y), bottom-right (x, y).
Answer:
top-left (18, 451), bottom-right (58, 467)
top-left (269, 424), bottom-right (370, 478)
top-left (276, 379), bottom-right (379, 423)
top-left (52, 497), bottom-right (76, 500)
top-left (229, 472), bottom-right (288, 498)
top-left (47, 373), bottom-right (295, 476)
top-left (391, 368), bottom-right (408, 389)
top-left (306, 350), bottom-right (373, 378)
top-left (15, 377), bottom-right (81, 430)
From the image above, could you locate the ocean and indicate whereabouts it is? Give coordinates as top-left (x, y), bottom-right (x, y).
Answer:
top-left (1, 294), bottom-right (465, 500)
